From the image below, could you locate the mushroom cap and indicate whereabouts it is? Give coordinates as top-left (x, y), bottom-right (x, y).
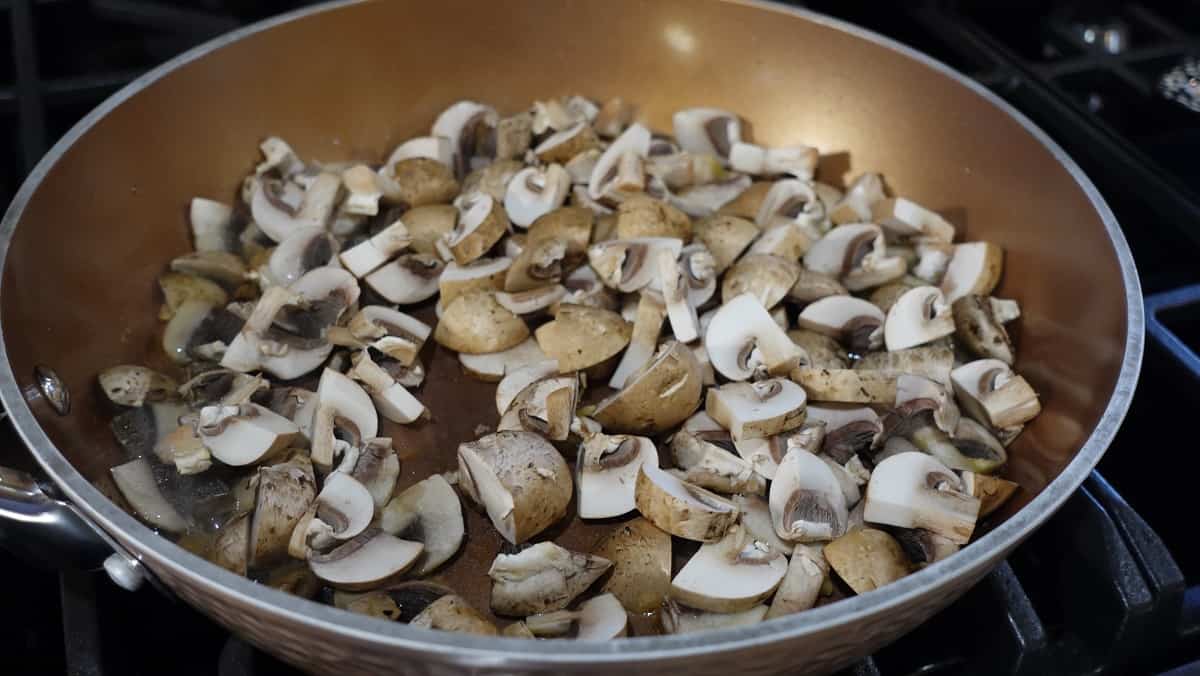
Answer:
top-left (594, 517), bottom-right (673, 613)
top-left (670, 429), bottom-right (765, 496)
top-left (457, 431), bottom-right (572, 544)
top-left (526, 206), bottom-right (595, 262)
top-left (593, 340), bottom-right (703, 435)
top-left (720, 254), bottom-right (800, 309)
top-left (706, 378), bottom-right (808, 442)
top-left (823, 528), bottom-right (911, 594)
top-left (854, 343), bottom-right (953, 385)
top-left (380, 474), bottom-right (465, 575)
top-left (863, 452), bottom-right (980, 544)
top-left (732, 424), bottom-right (822, 481)
top-left (250, 173), bottom-right (340, 243)
top-left (962, 471), bottom-right (1020, 519)
top-left (459, 337), bottom-right (549, 383)
top-left (498, 374), bottom-right (579, 441)
top-left (577, 434), bottom-right (658, 519)
top-left (803, 223), bottom-right (902, 290)
top-left (941, 241), bottom-right (1003, 303)
top-left (384, 135), bottom-right (455, 169)
top-left (615, 195), bottom-right (692, 240)
top-left (364, 253), bottom-right (444, 305)
top-left (434, 290), bottom-right (531, 355)
top-left (401, 204), bottom-right (459, 256)
top-left (439, 257), bottom-right (512, 307)
top-left (250, 454), bottom-right (317, 567)
top-left (380, 158), bottom-right (460, 207)
top-left (788, 268), bottom-right (848, 304)
top-left (634, 462), bottom-right (739, 542)
top-left (431, 100), bottom-right (498, 177)
top-left (693, 214), bottom-right (759, 271)
top-left (669, 525), bottom-right (787, 613)
top-left (488, 541), bottom-right (612, 616)
top-left (704, 292), bottom-right (805, 381)
top-left (883, 285), bottom-right (955, 352)
top-left (534, 304), bottom-right (631, 372)
top-left (786, 329), bottom-right (849, 369)
top-left (747, 223), bottom-right (814, 262)
top-left (445, 194), bottom-right (509, 265)
top-left (768, 448), bottom-right (849, 543)
top-left (308, 528), bottom-right (424, 591)
top-left (534, 120), bottom-right (601, 164)
top-left (796, 296), bottom-right (885, 353)
top-left (806, 403), bottom-right (882, 463)
top-left (505, 238), bottom-right (566, 293)
top-left (494, 359), bottom-right (561, 416)
top-left (311, 471), bottom-right (376, 544)
top-left (670, 175), bottom-right (753, 219)
top-left (98, 365), bottom-right (178, 408)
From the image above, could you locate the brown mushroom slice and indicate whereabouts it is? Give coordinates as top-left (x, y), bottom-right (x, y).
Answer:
top-left (883, 285), bottom-right (955, 351)
top-left (442, 194), bottom-right (509, 265)
top-left (189, 197), bottom-right (236, 253)
top-left (577, 434), bottom-right (657, 518)
top-left (645, 151), bottom-right (724, 190)
top-left (720, 254), bottom-right (800, 310)
top-left (588, 123), bottom-right (651, 199)
top-left (661, 600), bottom-right (767, 635)
top-left (764, 544), bottom-right (828, 618)
top-left (153, 424), bottom-right (212, 475)
top-left (669, 524), bottom-right (787, 614)
top-left (671, 429), bottom-right (765, 495)
top-left (670, 175), bottom-right (753, 219)
top-left (791, 367), bottom-right (897, 404)
top-left (587, 237), bottom-right (683, 292)
top-left (593, 97), bottom-right (635, 138)
top-left (439, 257), bottom-right (511, 307)
top-left (706, 378), bottom-right (807, 442)
top-left (488, 542), bottom-right (612, 616)
top-left (863, 452), bottom-right (980, 544)
top-left (729, 142), bottom-right (819, 180)
top-left (505, 239), bottom-right (566, 293)
top-left (411, 595), bottom-right (498, 635)
top-left (98, 365), bottom-right (177, 408)
top-left (534, 121), bottom-right (601, 164)
top-left (365, 253), bottom-right (444, 305)
top-left (854, 344), bottom-right (954, 386)
top-left (344, 306), bottom-right (429, 367)
top-left (614, 194), bottom-right (692, 240)
top-left (870, 197), bottom-right (955, 243)
top-left (787, 329), bottom-right (849, 369)
top-left (754, 179), bottom-right (825, 235)
top-left (705, 293), bottom-right (805, 381)
top-left (564, 149), bottom-right (602, 185)
top-left (249, 453), bottom-right (317, 567)
top-left (339, 220), bottom-right (411, 278)
top-left (796, 296), bottom-right (885, 354)
top-left (194, 403), bottom-right (300, 467)
top-left (379, 474), bottom-right (464, 575)
top-left (249, 172), bottom-right (340, 243)
top-left (823, 527), bottom-right (912, 594)
top-left (717, 180), bottom-right (772, 221)
top-left (526, 206), bottom-right (594, 262)
top-left (498, 375), bottom-right (579, 441)
top-left (308, 528), bottom-right (424, 591)
top-left (435, 290), bottom-right (530, 355)
top-left (803, 223), bottom-right (906, 292)
top-left (941, 241), bottom-right (1004, 303)
top-left (807, 403), bottom-right (883, 464)
top-left (961, 471), bottom-right (1020, 519)
top-left (693, 214), bottom-right (759, 272)
top-left (503, 621), bottom-right (536, 638)
top-left (110, 457), bottom-right (189, 533)
top-left (488, 358), bottom-right (557, 414)
top-left (457, 431), bottom-right (572, 544)
top-left (953, 294), bottom-right (1020, 364)
top-left (609, 292), bottom-right (667, 389)
top-left (459, 337), bottom-right (549, 383)
top-left (347, 351), bottom-right (426, 425)
top-left (769, 449), bottom-right (848, 543)
top-left (594, 340), bottom-right (703, 435)
top-left (673, 108), bottom-right (741, 160)
top-left (828, 172), bottom-right (886, 225)
top-left (636, 462), bottom-right (739, 542)
top-left (594, 517), bottom-right (672, 613)
top-left (747, 223), bottom-right (814, 262)
top-left (535, 304), bottom-right (631, 372)
top-left (868, 276), bottom-right (925, 314)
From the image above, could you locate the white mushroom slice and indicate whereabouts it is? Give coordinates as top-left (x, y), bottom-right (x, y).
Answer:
top-left (249, 453), bottom-right (317, 567)
top-left (704, 293), bottom-right (805, 381)
top-left (661, 600), bottom-right (767, 634)
top-left (769, 449), bottom-right (848, 543)
top-left (573, 593), bottom-right (629, 640)
top-left (593, 340), bottom-right (703, 435)
top-left (871, 197), bottom-right (955, 243)
top-left (189, 197), bottom-right (235, 252)
top-left (339, 220), bottom-right (411, 278)
top-left (380, 474), bottom-right (465, 575)
top-left (940, 241), bottom-right (1003, 303)
top-left (495, 360), bottom-right (560, 415)
top-left (505, 164), bottom-right (571, 228)
top-left (110, 458), bottom-right (188, 533)
top-left (828, 172), bottom-right (885, 225)
top-left (895, 373), bottom-right (961, 435)
top-left (498, 375), bottom-right (579, 441)
top-left (670, 175), bottom-right (753, 219)
top-left (432, 100), bottom-right (498, 177)
top-left (593, 517), bottom-right (672, 612)
top-left (635, 463), bottom-right (739, 542)
top-left (733, 424), bottom-right (823, 480)
top-left (682, 410), bottom-right (724, 433)
top-left (670, 430), bottom-right (765, 495)
top-left (578, 434), bottom-right (658, 519)
top-left (250, 172), bottom-right (340, 243)
top-left (588, 123), bottom-right (651, 199)
top-left (645, 151), bottom-right (723, 190)
top-left (365, 253), bottom-right (444, 305)
top-left (98, 365), bottom-right (177, 408)
top-left (347, 306), bottom-right (430, 366)
top-left (439, 257), bottom-right (511, 306)
top-left (912, 242), bottom-right (953, 284)
top-left (767, 544), bottom-right (829, 618)
top-left (951, 359), bottom-right (1042, 429)
top-left (316, 368), bottom-right (379, 439)
top-left (488, 542), bottom-right (612, 616)
top-left (733, 493), bottom-right (795, 556)
top-left (658, 247), bottom-right (701, 342)
top-left (458, 337), bottom-right (548, 384)
top-left (494, 286), bottom-right (566, 318)
top-left (796, 296), bottom-right (885, 353)
top-left (791, 367), bottom-right (897, 404)
top-left (720, 254), bottom-right (800, 309)
top-left (153, 424), bottom-right (211, 475)
top-left (818, 455), bottom-right (862, 508)
top-left (755, 179), bottom-right (825, 235)
top-left (457, 431), bottom-right (572, 544)
top-left (670, 525), bottom-right (787, 613)
top-left (961, 471), bottom-right (1020, 519)
top-left (609, 292), bottom-right (667, 389)
top-left (255, 136), bottom-right (303, 176)
top-left (308, 528), bottom-right (424, 591)
top-left (587, 237), bottom-right (683, 292)
top-left (268, 227), bottom-right (339, 287)
top-left (384, 135), bottom-right (454, 169)
top-left (803, 223), bottom-right (902, 291)
top-left (348, 351), bottom-right (425, 424)
top-left (195, 403), bottom-right (300, 466)
top-left (823, 527), bottom-right (911, 594)
top-left (706, 378), bottom-right (807, 442)
top-left (346, 438), bottom-right (399, 509)
top-left (863, 452), bottom-right (980, 544)
top-left (444, 194), bottom-right (509, 265)
top-left (884, 286), bottom-right (955, 351)
top-left (341, 164), bottom-right (382, 216)
top-left (673, 108), bottom-right (741, 160)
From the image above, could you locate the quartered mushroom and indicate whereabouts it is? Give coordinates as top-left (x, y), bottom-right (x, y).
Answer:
top-left (505, 164), bottom-right (571, 228)
top-left (439, 257), bottom-right (511, 307)
top-left (766, 544), bottom-right (829, 618)
top-left (308, 527), bottom-right (424, 591)
top-left (593, 340), bottom-right (703, 435)
top-left (693, 214), bottom-right (759, 271)
top-left (346, 438), bottom-right (400, 508)
top-left (588, 123), bottom-right (651, 200)
top-left (787, 329), bottom-right (849, 369)
top-left (189, 197), bottom-right (237, 253)
top-left (769, 449), bottom-right (848, 543)
top-left (593, 517), bottom-right (672, 613)
top-left (669, 524), bottom-right (787, 613)
top-left (635, 462), bottom-right (739, 542)
top-left (400, 204), bottom-right (458, 256)
top-left (526, 206), bottom-right (594, 263)
top-left (729, 142), bottom-right (818, 179)
top-left (534, 121), bottom-right (601, 164)
top-left (194, 403), bottom-right (300, 467)
top-left (670, 429), bottom-right (765, 495)
top-left (457, 431), bottom-right (572, 544)
top-left (434, 290), bottom-right (530, 355)
top-left (346, 306), bottom-right (430, 366)
top-left (951, 359), bottom-right (1041, 430)
top-left (804, 223), bottom-right (906, 292)
top-left (249, 453), bottom-right (317, 567)
top-left (442, 194), bottom-right (509, 265)
top-left (910, 241), bottom-right (954, 284)
top-left (941, 241), bottom-right (1003, 303)
top-left (577, 434), bottom-right (657, 518)
top-left (870, 197), bottom-right (955, 243)
top-left (495, 360), bottom-right (560, 416)
top-left (303, 470), bottom-right (376, 550)
top-left (535, 304), bottom-right (631, 372)
top-left (98, 365), bottom-right (177, 408)
top-left (431, 100), bottom-right (498, 177)
top-left (153, 423), bottom-right (211, 475)
top-left (384, 135), bottom-right (455, 169)
top-left (890, 527), bottom-right (960, 568)
top-left (505, 238), bottom-right (566, 292)
top-left (863, 452), bottom-right (980, 544)
top-left (267, 227), bottom-right (339, 287)
top-left (883, 285), bottom-right (955, 351)
top-left (339, 220), bottom-right (411, 278)
top-left (733, 493), bottom-right (795, 556)
top-left (411, 595), bottom-right (499, 636)
top-left (706, 378), bottom-right (808, 442)
top-left (893, 373), bottom-right (961, 435)
top-left (806, 403), bottom-right (883, 464)
top-left (952, 295), bottom-right (1020, 364)
top-left (704, 292), bottom-right (806, 381)
top-left (494, 112), bottom-right (535, 161)
top-left (721, 254), bottom-right (800, 309)
top-left (733, 423), bottom-right (823, 480)
top-left (660, 599), bottom-right (767, 635)
top-left (961, 471), bottom-right (1020, 518)
top-left (380, 474), bottom-right (465, 575)
top-left (615, 194), bottom-right (692, 240)
top-left (498, 374), bottom-right (579, 441)
top-left (791, 366), bottom-right (898, 404)
top-left (609, 292), bottom-right (667, 389)
top-left (658, 248), bottom-right (702, 342)
top-left (755, 179), bottom-right (825, 235)
top-left (488, 541), bottom-right (612, 616)
top-left (672, 108), bottom-right (741, 160)
top-left (747, 223), bottom-right (814, 262)
top-left (110, 457), bottom-right (189, 533)
top-left (587, 237), bottom-right (683, 292)
top-left (717, 180), bottom-right (772, 220)
top-left (670, 175), bottom-right (753, 218)
top-left (365, 253), bottom-right (444, 305)
top-left (828, 172), bottom-right (885, 225)
top-left (459, 337), bottom-right (550, 383)
top-left (340, 164), bottom-right (382, 216)
top-left (593, 97), bottom-right (635, 137)
top-left (823, 527), bottom-right (911, 594)
top-left (854, 343), bottom-right (954, 386)
top-left (249, 172), bottom-right (341, 243)
top-left (212, 513), bottom-right (250, 575)
top-left (796, 296), bottom-right (885, 354)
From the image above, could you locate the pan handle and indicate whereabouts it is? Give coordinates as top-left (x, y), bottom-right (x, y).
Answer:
top-left (0, 465), bottom-right (148, 591)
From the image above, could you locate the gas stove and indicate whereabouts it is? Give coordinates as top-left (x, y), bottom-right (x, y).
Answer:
top-left (2, 1), bottom-right (1199, 675)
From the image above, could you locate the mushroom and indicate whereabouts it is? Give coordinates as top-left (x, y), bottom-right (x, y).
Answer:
top-left (383, 135), bottom-right (455, 169)
top-left (769, 449), bottom-right (848, 542)
top-left (940, 241), bottom-right (1003, 303)
top-left (212, 513), bottom-right (250, 575)
top-left (716, 180), bottom-right (773, 220)
top-left (670, 429), bottom-right (765, 495)
top-left (593, 340), bottom-right (703, 434)
top-left (400, 204), bottom-right (459, 256)
top-left (267, 227), bottom-right (339, 286)
top-left (588, 123), bottom-right (651, 199)
top-left (733, 493), bottom-right (795, 556)
top-left (660, 600), bottom-right (767, 634)
top-left (249, 453), bottom-right (317, 567)
top-left (564, 149), bottom-right (602, 185)
top-left (346, 306), bottom-right (430, 366)
top-left (693, 214), bottom-right (759, 271)
top-left (892, 373), bottom-right (960, 436)
top-left (347, 438), bottom-right (401, 508)
top-left (828, 172), bottom-right (885, 225)
top-left (729, 142), bottom-right (819, 180)
top-left (339, 219), bottom-right (411, 278)
top-left (495, 112), bottom-right (535, 161)
top-left (720, 254), bottom-right (800, 309)
top-left (534, 304), bottom-right (631, 372)
top-left (308, 528), bottom-right (424, 590)
top-left (434, 290), bottom-right (530, 354)
top-left (670, 175), bottom-right (754, 219)
top-left (98, 365), bottom-right (177, 408)
top-left (593, 97), bottom-right (635, 137)
top-left (577, 433), bottom-right (657, 518)
top-left (704, 292), bottom-right (806, 381)
top-left (189, 197), bottom-right (237, 253)
top-left (532, 96), bottom-right (597, 134)
top-left (303, 470), bottom-right (377, 549)
top-left (439, 257), bottom-right (512, 306)
top-left (343, 351), bottom-right (425, 425)
top-left (488, 541), bottom-right (612, 616)
top-left (950, 359), bottom-right (1041, 430)
top-left (498, 374), bottom-right (579, 441)
top-left (863, 452), bottom-right (980, 544)
top-left (790, 367), bottom-right (897, 404)
top-left (459, 337), bottom-right (550, 383)
top-left (593, 517), bottom-right (672, 612)
top-left (672, 108), bottom-right (741, 160)
top-left (822, 527), bottom-right (911, 594)
top-left (615, 194), bottom-right (692, 240)
top-left (803, 223), bottom-right (906, 292)
top-left (194, 403), bottom-right (300, 467)
top-left (754, 179), bottom-right (825, 236)
top-left (870, 197), bottom-right (955, 243)
top-left (159, 272), bottom-right (227, 320)
top-left (504, 164), bottom-right (571, 228)
top-left (110, 457), bottom-right (189, 533)
top-left (635, 462), bottom-right (739, 542)
top-left (503, 621), bottom-right (536, 639)
top-left (534, 121), bottom-right (601, 163)
top-left (883, 286), bottom-right (955, 351)
top-left (670, 524), bottom-right (787, 613)
top-left (786, 329), bottom-right (849, 369)
top-left (339, 164), bottom-right (382, 216)
top-left (587, 237), bottom-right (683, 292)
top-left (169, 251), bottom-right (247, 289)
top-left (153, 423), bottom-right (212, 475)
top-left (457, 431), bottom-right (572, 544)
top-left (854, 344), bottom-right (954, 386)
top-left (380, 474), bottom-right (465, 575)
top-left (609, 291), bottom-right (667, 389)
top-left (766, 544), bottom-right (829, 618)
top-left (867, 276), bottom-right (925, 313)
top-left (747, 223), bottom-right (813, 262)
top-left (461, 159), bottom-right (524, 203)
top-left (431, 100), bottom-right (498, 177)
top-left (505, 238), bottom-right (566, 292)
top-left (733, 423), bottom-right (823, 480)
top-left (806, 403), bottom-right (883, 464)
top-left (526, 206), bottom-right (594, 264)
top-left (110, 400), bottom-right (189, 459)
top-left (411, 594), bottom-right (499, 635)
top-left (308, 367), bottom-right (378, 470)
top-left (443, 194), bottom-right (509, 265)
top-left (495, 360), bottom-right (560, 415)
top-left (658, 248), bottom-right (702, 342)
top-left (952, 295), bottom-right (1020, 364)
top-left (961, 471), bottom-right (1020, 518)
top-left (706, 378), bottom-right (808, 442)
top-left (796, 296), bottom-right (885, 354)
top-left (365, 253), bottom-right (444, 305)
top-left (527, 593), bottom-right (629, 640)
top-left (890, 527), bottom-right (960, 568)
top-left (910, 241), bottom-right (954, 284)
top-left (249, 172), bottom-right (340, 243)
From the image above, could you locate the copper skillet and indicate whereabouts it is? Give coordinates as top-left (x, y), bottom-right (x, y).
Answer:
top-left (0, 0), bottom-right (1143, 674)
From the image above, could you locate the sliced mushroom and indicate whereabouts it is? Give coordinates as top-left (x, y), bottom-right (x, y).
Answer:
top-left (495, 360), bottom-right (560, 416)
top-left (706, 378), bottom-right (807, 442)
top-left (733, 423), bottom-right (823, 481)
top-left (461, 159), bottom-right (524, 204)
top-left (249, 453), bottom-right (317, 567)
top-left (796, 296), bottom-right (885, 354)
top-left (588, 123), bottom-right (651, 199)
top-left (309, 368), bottom-right (378, 471)
top-left (503, 621), bottom-right (536, 638)
top-left (400, 204), bottom-right (458, 256)
top-left (828, 172), bottom-right (885, 225)
top-left (338, 164), bottom-right (382, 216)
top-left (733, 493), bottom-right (794, 556)
top-left (769, 449), bottom-right (847, 542)
top-left (704, 292), bottom-right (805, 381)
top-left (459, 337), bottom-right (550, 383)
top-left (505, 238), bottom-right (566, 292)
top-left (952, 295), bottom-right (1019, 364)
top-left (439, 257), bottom-right (511, 306)
top-left (457, 431), bottom-right (572, 544)
top-left (159, 272), bottom-right (227, 321)
top-left (693, 214), bottom-right (759, 272)
top-left (380, 474), bottom-right (465, 575)
top-left (308, 528), bottom-right (424, 590)
top-left (670, 524), bottom-right (787, 613)
top-left (211, 512), bottom-right (250, 575)
top-left (435, 290), bottom-right (530, 355)
top-left (534, 121), bottom-right (601, 164)
top-left (673, 108), bottom-right (741, 160)
top-left (431, 100), bottom-right (498, 177)
top-left (961, 471), bottom-right (1020, 519)
top-left (365, 253), bottom-right (444, 305)
top-left (152, 424), bottom-right (212, 475)
top-left (495, 112), bottom-right (535, 161)
top-left (635, 463), bottom-right (739, 542)
top-left (670, 429), bottom-right (765, 495)
top-left (593, 517), bottom-right (672, 613)
top-left (348, 438), bottom-right (401, 508)
top-left (670, 175), bottom-right (753, 219)
top-left (786, 329), bottom-right (849, 369)
top-left (883, 285), bottom-right (955, 351)
top-left (303, 470), bottom-right (376, 550)
top-left (526, 206), bottom-right (594, 263)
top-left (593, 98), bottom-right (635, 138)
top-left (867, 276), bottom-right (924, 313)
top-left (249, 172), bottom-right (340, 243)
top-left (189, 197), bottom-right (237, 253)
top-left (660, 600), bottom-right (767, 634)
top-left (614, 195), bottom-right (692, 240)
top-left (720, 254), bottom-right (800, 309)
top-left (345, 351), bottom-right (425, 425)
top-left (110, 457), bottom-right (189, 533)
top-left (941, 241), bottom-right (1003, 303)
top-left (791, 367), bottom-right (897, 404)
top-left (754, 179), bottom-right (825, 236)
top-left (169, 251), bottom-right (247, 289)
top-left (871, 197), bottom-right (955, 243)
top-left (823, 527), bottom-right (911, 594)
top-left (577, 434), bottom-right (657, 518)
top-left (657, 248), bottom-right (702, 342)
top-left (110, 400), bottom-right (189, 459)
top-left (890, 527), bottom-right (960, 568)
top-left (505, 164), bottom-right (571, 228)
top-left (98, 366), bottom-right (177, 408)
top-left (384, 135), bottom-right (455, 170)
top-left (339, 220), bottom-right (411, 278)
top-left (498, 374), bottom-right (579, 441)
top-left (729, 142), bottom-right (818, 180)
top-left (488, 541), bottom-right (612, 616)
top-left (766, 543), bottom-right (828, 618)
top-left (893, 373), bottom-right (960, 435)
top-left (347, 306), bottom-right (430, 366)
top-left (268, 227), bottom-right (339, 286)
top-left (535, 304), bottom-right (631, 372)
top-left (747, 223), bottom-right (814, 262)
top-left (194, 403), bottom-right (300, 467)
top-left (443, 194), bottom-right (509, 265)
top-left (854, 344), bottom-right (954, 386)
top-left (807, 403), bottom-right (883, 464)
top-left (593, 340), bottom-right (703, 434)
top-left (609, 291), bottom-right (667, 389)
top-left (863, 452), bottom-right (980, 544)
top-left (803, 223), bottom-right (906, 292)
top-left (588, 237), bottom-right (683, 292)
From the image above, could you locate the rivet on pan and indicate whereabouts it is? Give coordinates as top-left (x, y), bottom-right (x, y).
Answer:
top-left (31, 365), bottom-right (71, 416)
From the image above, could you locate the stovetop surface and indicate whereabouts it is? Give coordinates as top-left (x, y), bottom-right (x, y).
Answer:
top-left (3, 1), bottom-right (1200, 675)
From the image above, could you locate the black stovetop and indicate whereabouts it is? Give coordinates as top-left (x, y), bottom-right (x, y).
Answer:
top-left (3, 1), bottom-right (1200, 675)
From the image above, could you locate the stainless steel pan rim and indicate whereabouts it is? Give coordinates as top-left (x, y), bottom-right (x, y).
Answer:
top-left (0, 0), bottom-right (1144, 665)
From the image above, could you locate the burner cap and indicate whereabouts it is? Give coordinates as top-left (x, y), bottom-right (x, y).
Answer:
top-left (1159, 58), bottom-right (1200, 113)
